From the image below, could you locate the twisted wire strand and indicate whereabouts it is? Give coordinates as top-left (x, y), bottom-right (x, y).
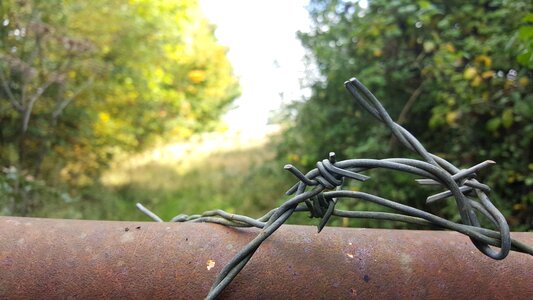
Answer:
top-left (136, 77), bottom-right (533, 299)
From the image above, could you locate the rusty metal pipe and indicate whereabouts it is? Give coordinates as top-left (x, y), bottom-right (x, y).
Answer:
top-left (1, 217), bottom-right (532, 299)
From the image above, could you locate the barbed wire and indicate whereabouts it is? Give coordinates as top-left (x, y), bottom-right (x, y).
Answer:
top-left (136, 77), bottom-right (533, 300)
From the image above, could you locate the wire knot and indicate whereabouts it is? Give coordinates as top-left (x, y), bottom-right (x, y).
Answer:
top-left (306, 193), bottom-right (336, 233)
top-left (284, 152), bottom-right (370, 196)
top-left (284, 152), bottom-right (370, 233)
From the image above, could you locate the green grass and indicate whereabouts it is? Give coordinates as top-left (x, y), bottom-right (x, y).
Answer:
top-left (80, 132), bottom-right (294, 221)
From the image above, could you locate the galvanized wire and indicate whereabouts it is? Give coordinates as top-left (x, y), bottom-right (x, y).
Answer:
top-left (137, 77), bottom-right (533, 300)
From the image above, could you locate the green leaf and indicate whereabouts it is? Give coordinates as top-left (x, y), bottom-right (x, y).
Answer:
top-left (518, 25), bottom-right (533, 39)
top-left (523, 13), bottom-right (533, 22)
top-left (515, 101), bottom-right (532, 117)
top-left (486, 118), bottom-right (501, 132)
top-left (418, 0), bottom-right (431, 9)
top-left (501, 108), bottom-right (514, 129)
top-left (517, 51), bottom-right (533, 67)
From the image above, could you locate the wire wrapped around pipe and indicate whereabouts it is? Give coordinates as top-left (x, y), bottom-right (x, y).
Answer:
top-left (136, 77), bottom-right (533, 299)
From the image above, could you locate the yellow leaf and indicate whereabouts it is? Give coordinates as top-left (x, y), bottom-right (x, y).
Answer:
top-left (481, 70), bottom-right (495, 79)
top-left (471, 76), bottom-right (482, 87)
top-left (154, 67), bottom-right (164, 79)
top-left (475, 55), bottom-right (492, 68)
top-left (463, 67), bottom-right (477, 80)
top-left (98, 112), bottom-right (110, 123)
top-left (373, 49), bottom-right (382, 57)
top-left (446, 111), bottom-right (459, 125)
top-left (188, 70), bottom-right (206, 84)
top-left (444, 43), bottom-right (456, 53)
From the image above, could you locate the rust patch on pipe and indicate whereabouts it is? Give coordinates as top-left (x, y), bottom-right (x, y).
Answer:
top-left (0, 217), bottom-right (532, 299)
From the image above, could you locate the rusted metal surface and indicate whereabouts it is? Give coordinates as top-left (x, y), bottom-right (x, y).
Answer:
top-left (1, 217), bottom-right (532, 299)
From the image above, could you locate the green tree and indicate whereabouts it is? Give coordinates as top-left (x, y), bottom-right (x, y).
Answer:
top-left (0, 0), bottom-right (239, 215)
top-left (280, 0), bottom-right (532, 229)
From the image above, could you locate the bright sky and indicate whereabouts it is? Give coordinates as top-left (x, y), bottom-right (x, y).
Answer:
top-left (198, 0), bottom-right (312, 138)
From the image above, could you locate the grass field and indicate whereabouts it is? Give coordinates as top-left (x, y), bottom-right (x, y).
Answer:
top-left (94, 131), bottom-right (292, 222)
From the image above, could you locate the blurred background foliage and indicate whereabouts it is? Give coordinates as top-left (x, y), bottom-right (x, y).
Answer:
top-left (1, 0), bottom-right (532, 231)
top-left (279, 0), bottom-right (533, 230)
top-left (0, 0), bottom-right (239, 216)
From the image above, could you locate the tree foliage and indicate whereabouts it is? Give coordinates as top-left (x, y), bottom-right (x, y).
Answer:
top-left (0, 0), bottom-right (239, 215)
top-left (280, 0), bottom-right (533, 229)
